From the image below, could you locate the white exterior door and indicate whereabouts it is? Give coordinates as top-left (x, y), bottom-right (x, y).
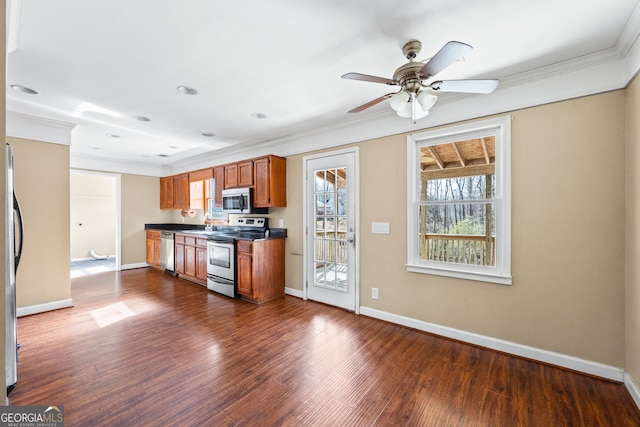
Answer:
top-left (304, 148), bottom-right (359, 312)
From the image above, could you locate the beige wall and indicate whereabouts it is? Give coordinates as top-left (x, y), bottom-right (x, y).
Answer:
top-left (70, 173), bottom-right (116, 259)
top-left (121, 173), bottom-right (173, 265)
top-left (285, 90), bottom-right (627, 367)
top-left (8, 137), bottom-right (71, 309)
top-left (626, 76), bottom-right (640, 388)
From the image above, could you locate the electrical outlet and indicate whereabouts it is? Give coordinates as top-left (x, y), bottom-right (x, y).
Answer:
top-left (372, 288), bottom-right (379, 299)
top-left (278, 219), bottom-right (284, 228)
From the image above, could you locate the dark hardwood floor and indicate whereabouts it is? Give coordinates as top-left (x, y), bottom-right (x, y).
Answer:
top-left (9, 268), bottom-right (640, 426)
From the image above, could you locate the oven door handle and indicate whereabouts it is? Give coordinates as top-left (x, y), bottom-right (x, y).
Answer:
top-left (207, 274), bottom-right (234, 285)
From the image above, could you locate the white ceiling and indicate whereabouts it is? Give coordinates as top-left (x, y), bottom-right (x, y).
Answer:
top-left (6, 0), bottom-right (640, 173)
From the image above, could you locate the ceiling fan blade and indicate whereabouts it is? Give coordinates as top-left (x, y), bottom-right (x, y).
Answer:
top-left (429, 79), bottom-right (499, 94)
top-left (342, 72), bottom-right (397, 86)
top-left (420, 41), bottom-right (473, 79)
top-left (348, 93), bottom-right (395, 113)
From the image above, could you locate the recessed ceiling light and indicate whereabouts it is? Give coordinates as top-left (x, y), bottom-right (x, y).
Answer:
top-left (201, 132), bottom-right (216, 137)
top-left (168, 146), bottom-right (178, 149)
top-left (177, 85), bottom-right (198, 95)
top-left (106, 133), bottom-right (121, 138)
top-left (10, 84), bottom-right (38, 95)
top-left (134, 115), bottom-right (150, 122)
top-left (251, 112), bottom-right (267, 119)
top-left (158, 154), bottom-right (169, 158)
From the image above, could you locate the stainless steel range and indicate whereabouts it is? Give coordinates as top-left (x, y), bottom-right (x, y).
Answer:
top-left (206, 217), bottom-right (269, 298)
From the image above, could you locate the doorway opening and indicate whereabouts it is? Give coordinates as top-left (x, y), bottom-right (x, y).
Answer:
top-left (70, 170), bottom-right (121, 277)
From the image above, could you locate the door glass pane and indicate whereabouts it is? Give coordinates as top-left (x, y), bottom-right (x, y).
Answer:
top-left (313, 167), bottom-right (348, 292)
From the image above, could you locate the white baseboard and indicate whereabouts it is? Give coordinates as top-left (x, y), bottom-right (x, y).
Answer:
top-left (71, 255), bottom-right (115, 262)
top-left (17, 298), bottom-right (73, 317)
top-left (359, 306), bottom-right (625, 382)
top-left (625, 372), bottom-right (640, 411)
top-left (285, 287), bottom-right (304, 299)
top-left (121, 262), bottom-right (149, 270)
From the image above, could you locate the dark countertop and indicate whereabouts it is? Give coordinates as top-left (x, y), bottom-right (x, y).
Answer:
top-left (144, 223), bottom-right (287, 239)
top-left (145, 223), bottom-right (206, 231)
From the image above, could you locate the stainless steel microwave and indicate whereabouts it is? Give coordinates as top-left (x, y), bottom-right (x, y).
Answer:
top-left (221, 187), bottom-right (268, 214)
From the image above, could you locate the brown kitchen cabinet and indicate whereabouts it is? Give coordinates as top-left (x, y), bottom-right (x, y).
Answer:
top-left (237, 160), bottom-right (254, 187)
top-left (174, 174), bottom-right (190, 209)
top-left (224, 160), bottom-right (253, 188)
top-left (196, 245), bottom-right (208, 282)
top-left (160, 177), bottom-right (174, 209)
top-left (175, 234), bottom-right (207, 286)
top-left (175, 235), bottom-right (185, 274)
top-left (253, 155), bottom-right (286, 207)
top-left (213, 166), bottom-right (224, 206)
top-left (160, 154), bottom-right (285, 209)
top-left (236, 238), bottom-right (285, 303)
top-left (160, 173), bottom-right (190, 210)
top-left (224, 163), bottom-right (238, 188)
top-left (146, 230), bottom-right (162, 269)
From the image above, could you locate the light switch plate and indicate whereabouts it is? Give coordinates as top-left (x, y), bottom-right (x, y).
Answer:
top-left (371, 222), bottom-right (390, 234)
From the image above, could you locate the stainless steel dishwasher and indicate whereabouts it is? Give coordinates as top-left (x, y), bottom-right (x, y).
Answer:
top-left (160, 231), bottom-right (177, 275)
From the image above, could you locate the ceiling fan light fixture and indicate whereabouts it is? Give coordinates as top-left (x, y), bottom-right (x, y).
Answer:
top-left (390, 90), bottom-right (432, 119)
top-left (389, 91), bottom-right (410, 111)
top-left (416, 91), bottom-right (438, 112)
top-left (394, 97), bottom-right (414, 118)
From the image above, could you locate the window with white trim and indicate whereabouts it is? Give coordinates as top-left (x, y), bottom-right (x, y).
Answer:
top-left (407, 116), bottom-right (512, 285)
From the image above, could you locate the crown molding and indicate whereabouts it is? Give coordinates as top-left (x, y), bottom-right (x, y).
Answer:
top-left (6, 111), bottom-right (76, 145)
top-left (70, 152), bottom-right (164, 176)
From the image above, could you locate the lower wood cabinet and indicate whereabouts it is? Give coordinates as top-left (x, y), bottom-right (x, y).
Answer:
top-left (146, 230), bottom-right (162, 269)
top-left (236, 238), bottom-right (285, 303)
top-left (175, 234), bottom-right (207, 285)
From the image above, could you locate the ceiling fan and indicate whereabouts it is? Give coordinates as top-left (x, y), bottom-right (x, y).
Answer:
top-left (342, 39), bottom-right (499, 119)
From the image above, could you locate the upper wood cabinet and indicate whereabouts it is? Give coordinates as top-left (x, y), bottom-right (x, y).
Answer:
top-left (237, 160), bottom-right (254, 187)
top-left (160, 154), bottom-right (286, 209)
top-left (189, 168), bottom-right (213, 182)
top-left (224, 160), bottom-right (254, 188)
top-left (253, 155), bottom-right (286, 207)
top-left (160, 173), bottom-right (190, 210)
top-left (160, 177), bottom-right (174, 209)
top-left (213, 167), bottom-right (224, 207)
top-left (174, 174), bottom-right (190, 209)
top-left (224, 163), bottom-right (238, 188)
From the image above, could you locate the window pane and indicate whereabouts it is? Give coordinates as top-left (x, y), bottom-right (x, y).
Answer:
top-left (408, 117), bottom-right (511, 283)
top-left (419, 202), bottom-right (495, 266)
top-left (426, 175), bottom-right (495, 201)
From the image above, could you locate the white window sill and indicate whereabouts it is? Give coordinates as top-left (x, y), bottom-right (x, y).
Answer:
top-left (406, 264), bottom-right (513, 286)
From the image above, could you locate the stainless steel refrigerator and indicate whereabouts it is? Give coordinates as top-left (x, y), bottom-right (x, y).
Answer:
top-left (6, 143), bottom-right (23, 395)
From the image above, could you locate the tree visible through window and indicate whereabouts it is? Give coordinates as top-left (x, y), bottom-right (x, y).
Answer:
top-left (420, 140), bottom-right (496, 266)
top-left (407, 117), bottom-right (511, 285)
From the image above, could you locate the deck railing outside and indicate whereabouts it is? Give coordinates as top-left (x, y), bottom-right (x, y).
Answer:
top-left (420, 233), bottom-right (495, 266)
top-left (316, 232), bottom-right (495, 266)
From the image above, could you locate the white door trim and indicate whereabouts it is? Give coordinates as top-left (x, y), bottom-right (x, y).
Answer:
top-left (302, 147), bottom-right (360, 314)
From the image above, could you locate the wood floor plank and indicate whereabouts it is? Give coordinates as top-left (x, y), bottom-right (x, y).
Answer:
top-left (7, 268), bottom-right (640, 426)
